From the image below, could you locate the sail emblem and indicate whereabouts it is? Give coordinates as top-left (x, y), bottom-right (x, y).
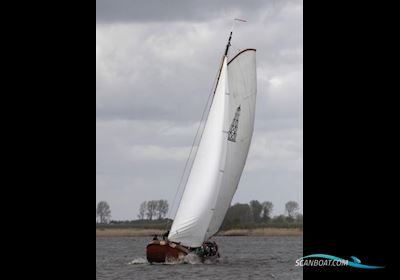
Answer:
top-left (228, 106), bottom-right (241, 142)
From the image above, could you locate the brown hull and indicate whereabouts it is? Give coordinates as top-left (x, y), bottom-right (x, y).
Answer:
top-left (146, 240), bottom-right (190, 263)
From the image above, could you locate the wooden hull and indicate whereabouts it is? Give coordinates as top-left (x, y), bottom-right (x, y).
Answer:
top-left (146, 240), bottom-right (190, 263)
top-left (146, 240), bottom-right (220, 263)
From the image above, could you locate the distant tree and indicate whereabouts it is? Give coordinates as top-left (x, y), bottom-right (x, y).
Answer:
top-left (137, 201), bottom-right (147, 220)
top-left (222, 203), bottom-right (253, 229)
top-left (96, 201), bottom-right (111, 224)
top-left (296, 213), bottom-right (303, 223)
top-left (261, 201), bottom-right (273, 221)
top-left (272, 214), bottom-right (287, 226)
top-left (285, 201), bottom-right (300, 218)
top-left (249, 200), bottom-right (263, 223)
top-left (146, 200), bottom-right (158, 220)
top-left (156, 200), bottom-right (169, 219)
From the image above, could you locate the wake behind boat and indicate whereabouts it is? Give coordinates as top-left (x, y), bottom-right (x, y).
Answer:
top-left (146, 27), bottom-right (257, 264)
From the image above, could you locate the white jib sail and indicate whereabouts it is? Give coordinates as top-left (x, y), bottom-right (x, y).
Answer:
top-left (169, 49), bottom-right (256, 247)
top-left (168, 57), bottom-right (229, 247)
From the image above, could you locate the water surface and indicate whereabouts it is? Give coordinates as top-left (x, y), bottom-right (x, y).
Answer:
top-left (96, 236), bottom-right (303, 280)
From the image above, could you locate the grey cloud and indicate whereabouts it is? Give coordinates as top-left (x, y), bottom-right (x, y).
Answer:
top-left (96, 0), bottom-right (302, 123)
top-left (96, 0), bottom-right (285, 23)
top-left (96, 0), bottom-right (303, 219)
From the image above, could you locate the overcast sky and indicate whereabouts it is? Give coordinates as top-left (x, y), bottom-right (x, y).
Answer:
top-left (96, 0), bottom-right (303, 220)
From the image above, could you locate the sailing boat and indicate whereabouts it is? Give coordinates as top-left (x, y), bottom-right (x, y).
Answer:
top-left (146, 29), bottom-right (257, 263)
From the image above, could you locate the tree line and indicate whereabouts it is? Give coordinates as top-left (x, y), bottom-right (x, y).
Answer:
top-left (137, 200), bottom-right (169, 220)
top-left (96, 199), bottom-right (302, 229)
top-left (221, 200), bottom-right (302, 230)
top-left (96, 200), bottom-right (169, 224)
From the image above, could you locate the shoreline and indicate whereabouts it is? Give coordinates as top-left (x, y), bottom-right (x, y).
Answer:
top-left (96, 227), bottom-right (302, 237)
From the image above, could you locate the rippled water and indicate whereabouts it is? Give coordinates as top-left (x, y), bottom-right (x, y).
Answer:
top-left (96, 236), bottom-right (303, 280)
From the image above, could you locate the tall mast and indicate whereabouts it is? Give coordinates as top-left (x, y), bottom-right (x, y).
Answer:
top-left (224, 18), bottom-right (247, 57)
top-left (224, 31), bottom-right (232, 56)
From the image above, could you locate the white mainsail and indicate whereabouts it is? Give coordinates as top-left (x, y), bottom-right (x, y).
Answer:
top-left (205, 49), bottom-right (257, 239)
top-left (168, 48), bottom-right (257, 247)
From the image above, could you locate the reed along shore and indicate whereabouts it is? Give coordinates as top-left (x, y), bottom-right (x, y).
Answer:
top-left (96, 227), bottom-right (302, 237)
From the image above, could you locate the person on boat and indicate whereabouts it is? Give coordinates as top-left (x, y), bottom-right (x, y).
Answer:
top-left (196, 245), bottom-right (206, 257)
top-left (203, 244), bottom-right (211, 257)
top-left (203, 241), bottom-right (218, 257)
top-left (152, 234), bottom-right (158, 241)
top-left (162, 230), bottom-right (170, 240)
top-left (212, 241), bottom-right (218, 253)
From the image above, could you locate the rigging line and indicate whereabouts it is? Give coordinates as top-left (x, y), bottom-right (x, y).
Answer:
top-left (173, 56), bottom-right (227, 219)
top-left (164, 60), bottom-right (222, 228)
top-left (166, 80), bottom-right (215, 222)
top-left (168, 55), bottom-right (227, 234)
top-left (171, 58), bottom-right (225, 234)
